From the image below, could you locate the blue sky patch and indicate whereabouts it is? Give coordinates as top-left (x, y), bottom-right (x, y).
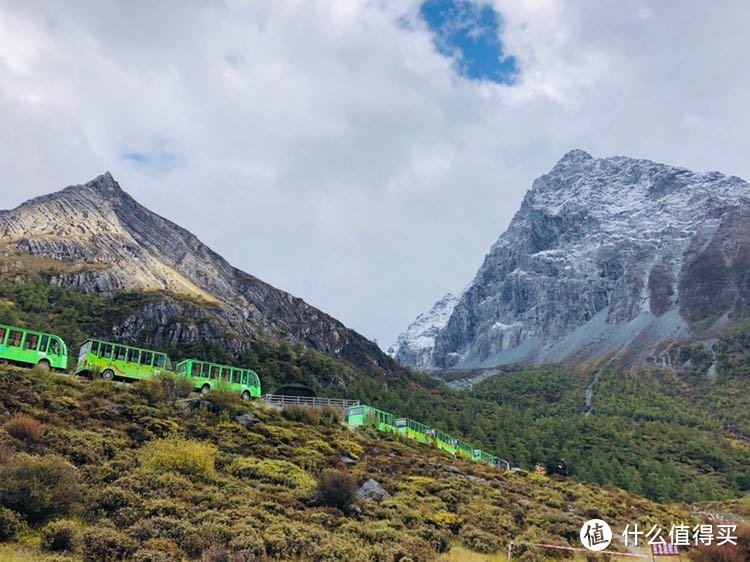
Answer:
top-left (420, 0), bottom-right (518, 84)
top-left (122, 146), bottom-right (181, 174)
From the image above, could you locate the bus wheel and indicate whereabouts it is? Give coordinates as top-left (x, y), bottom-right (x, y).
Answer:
top-left (201, 384), bottom-right (211, 397)
top-left (102, 369), bottom-right (115, 381)
top-left (241, 391), bottom-right (251, 401)
top-left (37, 359), bottom-right (50, 371)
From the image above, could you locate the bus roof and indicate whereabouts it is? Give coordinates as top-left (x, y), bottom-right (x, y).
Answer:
top-left (82, 338), bottom-right (168, 356)
top-left (177, 358), bottom-right (257, 373)
top-left (0, 323), bottom-right (65, 339)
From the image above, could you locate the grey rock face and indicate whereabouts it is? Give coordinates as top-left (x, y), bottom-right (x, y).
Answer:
top-left (397, 150), bottom-right (750, 370)
top-left (0, 173), bottom-right (391, 376)
top-left (356, 478), bottom-right (390, 502)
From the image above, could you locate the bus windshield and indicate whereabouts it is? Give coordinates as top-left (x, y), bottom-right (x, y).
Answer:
top-left (78, 341), bottom-right (91, 359)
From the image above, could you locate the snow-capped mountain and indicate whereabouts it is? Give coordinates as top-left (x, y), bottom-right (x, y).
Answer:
top-left (397, 150), bottom-right (750, 371)
top-left (388, 292), bottom-right (459, 370)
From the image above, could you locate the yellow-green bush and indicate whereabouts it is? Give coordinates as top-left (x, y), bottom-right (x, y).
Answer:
top-left (335, 439), bottom-right (364, 460)
top-left (228, 457), bottom-right (315, 492)
top-left (140, 438), bottom-right (217, 480)
top-left (293, 446), bottom-right (328, 471)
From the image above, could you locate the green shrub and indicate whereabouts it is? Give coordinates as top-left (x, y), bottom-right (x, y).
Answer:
top-left (316, 469), bottom-right (358, 510)
top-left (0, 506), bottom-right (25, 542)
top-left (459, 524), bottom-right (502, 554)
top-left (319, 406), bottom-right (342, 426)
top-left (227, 530), bottom-right (264, 557)
top-left (82, 527), bottom-right (137, 562)
top-left (0, 454), bottom-right (79, 523)
top-left (128, 516), bottom-right (192, 543)
top-left (3, 414), bottom-right (44, 445)
top-left (206, 387), bottom-right (242, 415)
top-left (134, 373), bottom-right (194, 406)
top-left (262, 521), bottom-right (325, 559)
top-left (141, 438), bottom-right (218, 480)
top-left (228, 457), bottom-right (315, 492)
top-left (41, 519), bottom-right (80, 552)
top-left (86, 486), bottom-right (138, 518)
top-left (282, 406), bottom-right (321, 425)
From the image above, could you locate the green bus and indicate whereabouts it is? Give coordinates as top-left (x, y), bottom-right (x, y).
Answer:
top-left (0, 324), bottom-right (68, 370)
top-left (75, 339), bottom-right (172, 381)
top-left (176, 358), bottom-right (261, 400)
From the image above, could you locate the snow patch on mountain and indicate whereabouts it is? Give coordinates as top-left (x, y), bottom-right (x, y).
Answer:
top-left (388, 292), bottom-right (460, 370)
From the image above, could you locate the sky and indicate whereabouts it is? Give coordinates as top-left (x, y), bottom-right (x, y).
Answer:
top-left (1, 1), bottom-right (749, 349)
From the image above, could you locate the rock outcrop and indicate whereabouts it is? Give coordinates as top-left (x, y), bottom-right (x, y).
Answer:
top-left (395, 150), bottom-right (750, 370)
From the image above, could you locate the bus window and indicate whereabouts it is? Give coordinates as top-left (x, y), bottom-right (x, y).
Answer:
top-left (100, 343), bottom-right (113, 359)
top-left (49, 338), bottom-right (61, 356)
top-left (210, 366), bottom-right (219, 379)
top-left (140, 351), bottom-right (153, 366)
top-left (23, 333), bottom-right (37, 350)
top-left (240, 371), bottom-right (247, 385)
top-left (8, 331), bottom-right (22, 347)
top-left (154, 354), bottom-right (166, 369)
top-left (0, 327), bottom-right (6, 344)
top-left (114, 346), bottom-right (126, 361)
top-left (127, 348), bottom-right (140, 364)
top-left (193, 362), bottom-right (203, 377)
top-left (40, 335), bottom-right (49, 353)
top-left (231, 369), bottom-right (240, 384)
top-left (90, 341), bottom-right (100, 355)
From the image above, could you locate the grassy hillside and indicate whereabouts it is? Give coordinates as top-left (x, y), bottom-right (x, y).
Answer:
top-left (0, 365), bottom-right (694, 562)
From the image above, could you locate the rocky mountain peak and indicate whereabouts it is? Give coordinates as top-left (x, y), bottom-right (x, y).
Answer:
top-left (85, 171), bottom-right (121, 194)
top-left (554, 148), bottom-right (594, 168)
top-left (389, 292), bottom-right (460, 370)
top-left (1, 174), bottom-right (393, 377)
top-left (395, 151), bottom-right (750, 371)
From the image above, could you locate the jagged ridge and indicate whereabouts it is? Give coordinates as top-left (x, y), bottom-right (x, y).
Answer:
top-left (396, 150), bottom-right (750, 370)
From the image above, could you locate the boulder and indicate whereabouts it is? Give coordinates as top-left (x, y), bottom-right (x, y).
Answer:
top-left (357, 479), bottom-right (391, 502)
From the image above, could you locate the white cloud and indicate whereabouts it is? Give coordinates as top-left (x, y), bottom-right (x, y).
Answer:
top-left (0, 0), bottom-right (748, 348)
